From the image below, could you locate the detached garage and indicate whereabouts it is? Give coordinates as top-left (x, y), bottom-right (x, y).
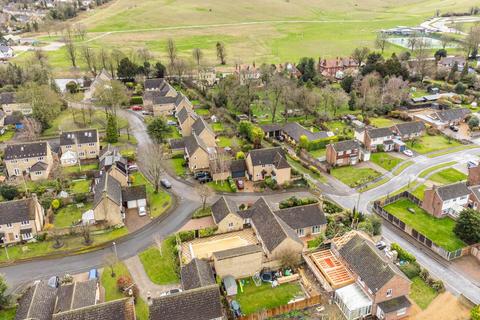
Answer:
top-left (122, 185), bottom-right (147, 209)
top-left (213, 244), bottom-right (263, 279)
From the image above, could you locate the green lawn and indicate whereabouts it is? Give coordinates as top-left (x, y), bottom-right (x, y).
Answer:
top-left (427, 145), bottom-right (478, 158)
top-left (410, 276), bottom-right (438, 310)
top-left (108, 134), bottom-right (138, 147)
top-left (309, 148), bottom-right (326, 159)
top-left (0, 307), bottom-right (17, 320)
top-left (101, 262), bottom-right (149, 320)
top-left (139, 236), bottom-right (179, 285)
top-left (212, 122), bottom-right (224, 132)
top-left (236, 280), bottom-right (303, 315)
top-left (207, 180), bottom-right (234, 192)
top-left (429, 168), bottom-right (467, 185)
top-left (130, 172), bottom-right (172, 218)
top-left (370, 152), bottom-right (402, 171)
top-left (54, 203), bottom-right (92, 228)
top-left (330, 166), bottom-right (381, 188)
top-left (393, 161), bottom-right (414, 175)
top-left (0, 227), bottom-right (128, 263)
top-left (63, 163), bottom-right (99, 174)
top-left (169, 157), bottom-right (187, 177)
top-left (286, 155), bottom-right (327, 183)
top-left (406, 135), bottom-right (461, 154)
top-left (324, 120), bottom-right (353, 138)
top-left (217, 136), bottom-right (232, 148)
top-left (370, 117), bottom-right (396, 128)
top-left (69, 179), bottom-right (91, 194)
top-left (383, 198), bottom-right (465, 251)
top-left (0, 130), bottom-right (15, 143)
top-left (166, 126), bottom-right (182, 139)
top-left (411, 184), bottom-right (427, 200)
top-left (418, 161), bottom-right (456, 178)
top-left (195, 108), bottom-right (210, 116)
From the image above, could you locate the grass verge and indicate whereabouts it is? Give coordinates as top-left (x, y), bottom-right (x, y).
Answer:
top-left (130, 172), bottom-right (172, 218)
top-left (370, 152), bottom-right (402, 171)
top-left (393, 161), bottom-right (414, 175)
top-left (418, 161), bottom-right (456, 178)
top-left (331, 166), bottom-right (381, 188)
top-left (139, 236), bottom-right (179, 285)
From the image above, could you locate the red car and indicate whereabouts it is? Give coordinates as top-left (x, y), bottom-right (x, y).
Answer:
top-left (236, 179), bottom-right (244, 190)
top-left (131, 105), bottom-right (143, 111)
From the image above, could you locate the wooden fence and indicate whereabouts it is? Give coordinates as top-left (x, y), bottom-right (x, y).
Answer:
top-left (238, 295), bottom-right (323, 320)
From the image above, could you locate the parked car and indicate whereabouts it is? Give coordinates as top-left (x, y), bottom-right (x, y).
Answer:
top-left (131, 105), bottom-right (143, 111)
top-left (236, 179), bottom-right (244, 190)
top-left (142, 110), bottom-right (152, 115)
top-left (198, 176), bottom-right (212, 184)
top-left (128, 164), bottom-right (138, 171)
top-left (88, 269), bottom-right (98, 280)
top-left (161, 178), bottom-right (172, 189)
top-left (160, 288), bottom-right (182, 297)
top-left (167, 120), bottom-right (177, 126)
top-left (450, 125), bottom-right (459, 132)
top-left (138, 206), bottom-right (147, 216)
top-left (194, 171), bottom-right (210, 179)
top-left (403, 149), bottom-right (413, 157)
top-left (375, 241), bottom-right (386, 250)
top-left (468, 161), bottom-right (478, 169)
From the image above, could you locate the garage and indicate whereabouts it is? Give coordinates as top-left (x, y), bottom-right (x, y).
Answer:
top-left (122, 185), bottom-right (147, 209)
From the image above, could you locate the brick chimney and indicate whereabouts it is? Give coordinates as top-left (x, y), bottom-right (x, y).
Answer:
top-left (468, 164), bottom-right (480, 186)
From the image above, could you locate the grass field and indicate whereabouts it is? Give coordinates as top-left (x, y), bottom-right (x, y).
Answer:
top-left (429, 168), bottom-right (467, 185)
top-left (24, 0), bottom-right (474, 73)
top-left (331, 166), bottom-right (381, 188)
top-left (309, 148), bottom-right (326, 159)
top-left (384, 198), bottom-right (465, 251)
top-left (370, 152), bottom-right (402, 171)
top-left (139, 236), bottom-right (179, 285)
top-left (406, 135), bottom-right (461, 154)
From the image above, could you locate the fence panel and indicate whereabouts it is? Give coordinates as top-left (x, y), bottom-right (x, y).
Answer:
top-left (238, 295), bottom-right (322, 320)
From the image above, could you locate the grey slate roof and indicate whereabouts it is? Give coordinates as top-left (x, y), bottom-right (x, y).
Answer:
top-left (339, 235), bottom-right (406, 293)
top-left (250, 197), bottom-right (302, 253)
top-left (121, 185), bottom-right (147, 202)
top-left (230, 159), bottom-right (246, 173)
top-left (144, 78), bottom-right (165, 90)
top-left (52, 298), bottom-right (135, 320)
top-left (5, 141), bottom-right (49, 160)
top-left (0, 92), bottom-right (15, 104)
top-left (331, 139), bottom-right (360, 152)
top-left (393, 121), bottom-right (425, 136)
top-left (176, 106), bottom-right (190, 124)
top-left (282, 122), bottom-right (332, 142)
top-left (436, 182), bottom-right (470, 201)
top-left (93, 173), bottom-right (122, 208)
top-left (248, 147), bottom-right (289, 168)
top-left (169, 138), bottom-right (185, 150)
top-left (184, 134), bottom-right (208, 155)
top-left (377, 295), bottom-right (411, 314)
top-left (55, 280), bottom-right (98, 313)
top-left (0, 198), bottom-right (37, 225)
top-left (275, 203), bottom-right (327, 230)
top-left (211, 196), bottom-right (238, 223)
top-left (30, 161), bottom-right (49, 172)
top-left (213, 244), bottom-right (262, 260)
top-left (367, 127), bottom-right (394, 139)
top-left (436, 108), bottom-right (471, 122)
top-left (149, 285), bottom-right (223, 320)
top-left (4, 114), bottom-right (22, 125)
top-left (260, 124), bottom-right (282, 133)
top-left (470, 185), bottom-right (480, 201)
top-left (15, 281), bottom-right (58, 320)
top-left (60, 129), bottom-right (98, 146)
top-left (191, 117), bottom-right (214, 137)
top-left (180, 258), bottom-right (216, 290)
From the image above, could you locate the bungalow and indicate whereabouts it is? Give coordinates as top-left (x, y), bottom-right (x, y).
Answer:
top-left (414, 108), bottom-right (471, 130)
top-left (391, 122), bottom-right (425, 141)
top-left (0, 195), bottom-right (44, 244)
top-left (192, 117), bottom-right (216, 147)
top-left (149, 285), bottom-right (224, 320)
top-left (59, 129), bottom-right (100, 166)
top-left (0, 92), bottom-right (32, 115)
top-left (176, 106), bottom-right (197, 136)
top-left (282, 122), bottom-right (334, 145)
top-left (274, 203), bottom-right (327, 238)
top-left (326, 140), bottom-right (369, 167)
top-left (355, 127), bottom-right (395, 152)
top-left (184, 134), bottom-right (215, 173)
top-left (422, 182), bottom-right (471, 218)
top-left (92, 173), bottom-right (124, 226)
top-left (438, 56), bottom-right (467, 71)
top-left (245, 147), bottom-right (291, 185)
top-left (4, 141), bottom-right (54, 181)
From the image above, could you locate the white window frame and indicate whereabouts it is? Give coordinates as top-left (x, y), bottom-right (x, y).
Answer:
top-left (386, 288), bottom-right (393, 297)
top-left (312, 225), bottom-right (321, 234)
top-left (296, 228), bottom-right (305, 237)
top-left (6, 223), bottom-right (13, 228)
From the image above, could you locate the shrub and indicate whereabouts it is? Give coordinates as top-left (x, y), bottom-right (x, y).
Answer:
top-left (236, 151), bottom-right (245, 160)
top-left (471, 306), bottom-right (480, 320)
top-left (264, 176), bottom-right (278, 190)
top-left (419, 268), bottom-right (430, 281)
top-left (399, 261), bottom-right (421, 279)
top-left (307, 234), bottom-right (325, 249)
top-left (454, 82), bottom-right (467, 94)
top-left (279, 196), bottom-right (317, 209)
top-left (431, 279), bottom-right (445, 293)
top-left (0, 184), bottom-right (18, 200)
top-left (51, 199), bottom-right (61, 210)
top-left (199, 226), bottom-right (217, 238)
top-left (391, 243), bottom-right (416, 263)
top-left (74, 193), bottom-right (87, 203)
top-left (177, 230), bottom-right (195, 242)
top-left (117, 275), bottom-right (133, 292)
top-left (357, 220), bottom-right (374, 235)
top-left (323, 200), bottom-right (343, 214)
top-left (308, 136), bottom-right (338, 151)
top-left (227, 176), bottom-right (237, 192)
top-left (130, 96), bottom-right (143, 105)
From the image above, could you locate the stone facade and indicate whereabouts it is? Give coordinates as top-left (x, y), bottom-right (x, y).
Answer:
top-left (4, 143), bottom-right (54, 181)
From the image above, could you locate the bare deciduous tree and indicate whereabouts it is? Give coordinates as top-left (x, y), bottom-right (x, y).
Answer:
top-left (440, 34), bottom-right (452, 49)
top-left (279, 249), bottom-right (301, 269)
top-left (192, 48), bottom-right (203, 72)
top-left (195, 184), bottom-right (213, 211)
top-left (414, 39), bottom-right (432, 81)
top-left (375, 32), bottom-right (388, 54)
top-left (137, 47), bottom-right (152, 64)
top-left (266, 74), bottom-right (288, 123)
top-left (80, 46), bottom-right (98, 76)
top-left (63, 26), bottom-right (77, 68)
top-left (79, 224), bottom-right (92, 245)
top-left (103, 253), bottom-right (118, 277)
top-left (166, 38), bottom-right (177, 71)
top-left (407, 34), bottom-right (419, 52)
top-left (138, 143), bottom-right (169, 193)
top-left (357, 73), bottom-right (381, 118)
top-left (216, 42), bottom-right (226, 65)
top-left (383, 76), bottom-right (409, 107)
top-left (74, 23), bottom-right (87, 41)
top-left (463, 25), bottom-right (480, 58)
top-left (351, 47), bottom-right (370, 66)
top-left (19, 117), bottom-right (41, 141)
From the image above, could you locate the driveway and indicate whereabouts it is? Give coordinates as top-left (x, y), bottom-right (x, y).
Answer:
top-left (124, 208), bottom-right (151, 233)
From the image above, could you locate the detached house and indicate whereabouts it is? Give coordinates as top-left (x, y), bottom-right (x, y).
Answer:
top-left (59, 129), bottom-right (100, 166)
top-left (282, 122), bottom-right (334, 145)
top-left (245, 147), bottom-right (291, 185)
top-left (0, 196), bottom-right (44, 244)
top-left (326, 140), bottom-right (368, 167)
top-left (275, 203), bottom-right (327, 238)
top-left (355, 127), bottom-right (395, 152)
top-left (391, 122), bottom-right (425, 141)
top-left (422, 182), bottom-right (471, 218)
top-left (0, 92), bottom-right (32, 115)
top-left (92, 173), bottom-right (124, 226)
top-left (4, 141), bottom-right (53, 181)
top-left (415, 108), bottom-right (471, 130)
top-left (211, 196), bottom-right (244, 233)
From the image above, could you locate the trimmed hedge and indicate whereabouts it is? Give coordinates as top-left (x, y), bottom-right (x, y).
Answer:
top-left (130, 96), bottom-right (143, 105)
top-left (308, 136), bottom-right (338, 151)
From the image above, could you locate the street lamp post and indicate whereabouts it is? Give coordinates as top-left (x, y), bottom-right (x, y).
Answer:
top-left (113, 241), bottom-right (118, 259)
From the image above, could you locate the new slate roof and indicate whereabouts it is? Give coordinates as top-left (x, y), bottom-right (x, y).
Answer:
top-left (93, 173), bottom-right (122, 208)
top-left (248, 147), bottom-right (289, 168)
top-left (436, 182), bottom-right (471, 201)
top-left (275, 203), bottom-right (327, 230)
top-left (377, 295), bottom-right (411, 314)
top-left (250, 197), bottom-right (302, 253)
top-left (4, 141), bottom-right (49, 160)
top-left (339, 235), bottom-right (405, 293)
top-left (436, 108), bottom-right (471, 122)
top-left (393, 121), bottom-right (425, 136)
top-left (15, 281), bottom-right (58, 320)
top-left (191, 117), bottom-right (214, 137)
top-left (0, 198), bottom-right (37, 225)
top-left (60, 129), bottom-right (98, 146)
top-left (149, 285), bottom-right (223, 320)
top-left (282, 122), bottom-right (332, 142)
top-left (52, 298), bottom-right (135, 320)
top-left (367, 127), bottom-right (394, 139)
top-left (180, 258), bottom-right (216, 290)
top-left (211, 196), bottom-right (238, 223)
top-left (121, 185), bottom-right (147, 202)
top-left (0, 92), bottom-right (15, 104)
top-left (331, 140), bottom-right (360, 152)
top-left (213, 244), bottom-right (262, 260)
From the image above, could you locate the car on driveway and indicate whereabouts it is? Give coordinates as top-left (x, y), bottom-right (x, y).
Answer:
top-left (128, 164), bottom-right (138, 172)
top-left (160, 288), bottom-right (182, 297)
top-left (236, 179), bottom-right (244, 190)
top-left (403, 149), bottom-right (414, 157)
top-left (198, 176), bottom-right (212, 184)
top-left (194, 172), bottom-right (210, 179)
top-left (449, 125), bottom-right (459, 132)
top-left (161, 178), bottom-right (172, 189)
top-left (138, 206), bottom-right (147, 216)
top-left (131, 105), bottom-right (143, 111)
